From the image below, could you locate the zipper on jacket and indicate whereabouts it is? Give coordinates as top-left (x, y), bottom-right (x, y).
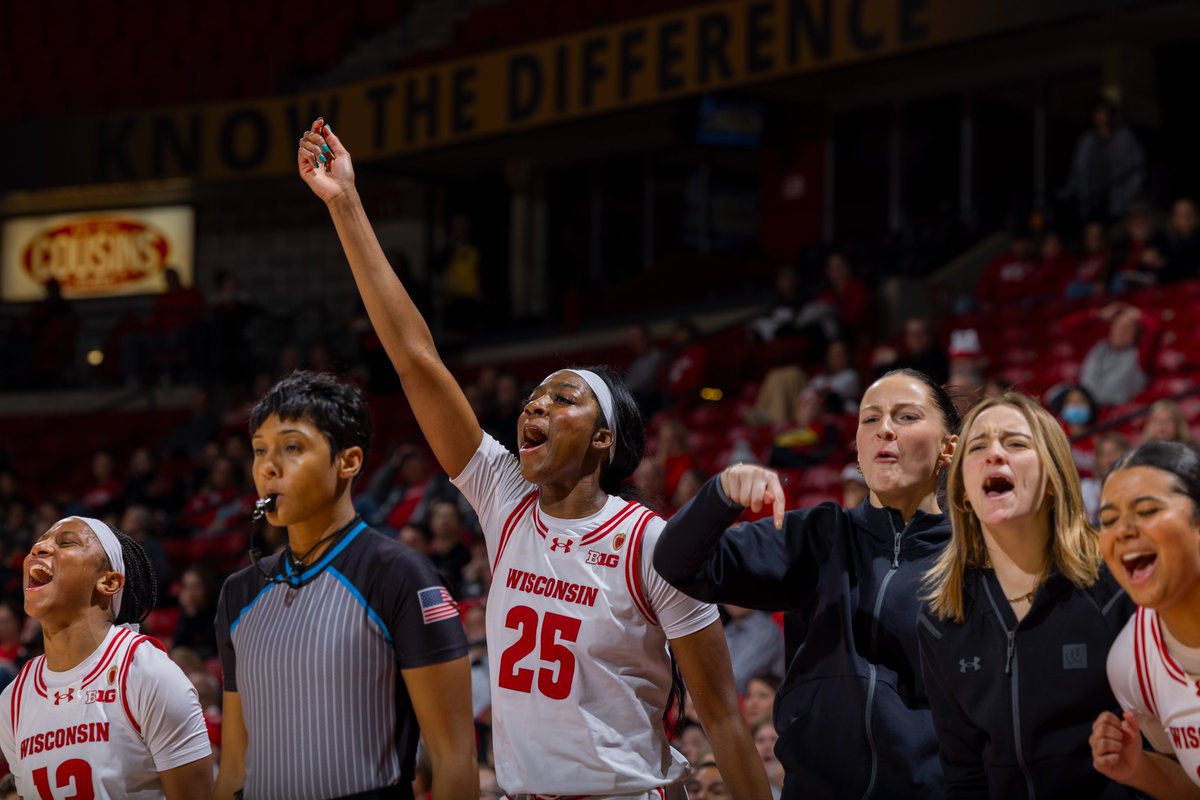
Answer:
top-left (859, 512), bottom-right (911, 799)
top-left (982, 577), bottom-right (1038, 799)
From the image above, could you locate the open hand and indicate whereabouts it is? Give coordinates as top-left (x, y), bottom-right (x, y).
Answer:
top-left (298, 118), bottom-right (355, 204)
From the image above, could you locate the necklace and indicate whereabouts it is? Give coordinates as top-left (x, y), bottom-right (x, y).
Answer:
top-left (1007, 587), bottom-right (1037, 604)
top-left (287, 515), bottom-right (361, 577)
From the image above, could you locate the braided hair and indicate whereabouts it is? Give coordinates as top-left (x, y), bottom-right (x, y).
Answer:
top-left (100, 528), bottom-right (159, 626)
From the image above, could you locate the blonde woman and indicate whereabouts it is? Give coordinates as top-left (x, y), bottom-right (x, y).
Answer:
top-left (1140, 399), bottom-right (1192, 445)
top-left (918, 393), bottom-right (1136, 799)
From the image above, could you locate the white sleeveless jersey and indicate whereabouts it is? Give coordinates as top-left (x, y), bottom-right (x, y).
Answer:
top-left (453, 434), bottom-right (718, 795)
top-left (0, 626), bottom-right (211, 799)
top-left (1107, 607), bottom-right (1200, 787)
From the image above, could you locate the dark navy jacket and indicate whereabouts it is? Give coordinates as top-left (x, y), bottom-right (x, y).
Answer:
top-left (916, 567), bottom-right (1137, 800)
top-left (654, 476), bottom-right (949, 800)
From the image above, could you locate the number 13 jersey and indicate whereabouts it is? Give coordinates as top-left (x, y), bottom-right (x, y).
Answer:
top-left (453, 433), bottom-right (718, 795)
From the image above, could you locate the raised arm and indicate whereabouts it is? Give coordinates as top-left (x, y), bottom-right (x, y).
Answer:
top-left (299, 119), bottom-right (482, 477)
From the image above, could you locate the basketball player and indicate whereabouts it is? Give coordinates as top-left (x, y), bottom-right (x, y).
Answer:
top-left (213, 371), bottom-right (476, 800)
top-left (1091, 441), bottom-right (1200, 796)
top-left (299, 121), bottom-right (768, 798)
top-left (0, 517), bottom-right (212, 798)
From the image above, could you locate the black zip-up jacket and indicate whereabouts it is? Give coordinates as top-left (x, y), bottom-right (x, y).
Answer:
top-left (654, 476), bottom-right (949, 800)
top-left (916, 567), bottom-right (1137, 800)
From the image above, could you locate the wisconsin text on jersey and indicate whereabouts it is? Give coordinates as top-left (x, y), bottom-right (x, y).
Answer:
top-left (504, 568), bottom-right (600, 607)
top-left (21, 723), bottom-right (110, 758)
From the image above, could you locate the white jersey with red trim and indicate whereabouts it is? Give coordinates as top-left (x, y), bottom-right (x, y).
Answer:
top-left (0, 625), bottom-right (211, 799)
top-left (453, 433), bottom-right (718, 795)
top-left (1107, 607), bottom-right (1200, 787)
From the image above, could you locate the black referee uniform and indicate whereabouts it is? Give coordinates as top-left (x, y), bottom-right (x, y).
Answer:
top-left (215, 519), bottom-right (468, 800)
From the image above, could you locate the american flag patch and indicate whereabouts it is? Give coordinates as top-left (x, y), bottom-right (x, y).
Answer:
top-left (417, 586), bottom-right (459, 624)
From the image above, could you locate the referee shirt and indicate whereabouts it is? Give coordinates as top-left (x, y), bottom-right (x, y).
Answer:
top-left (215, 520), bottom-right (468, 800)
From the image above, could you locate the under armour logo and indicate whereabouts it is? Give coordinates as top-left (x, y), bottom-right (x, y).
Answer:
top-left (959, 657), bottom-right (981, 673)
top-left (549, 537), bottom-right (573, 553)
top-left (53, 689), bottom-right (75, 705)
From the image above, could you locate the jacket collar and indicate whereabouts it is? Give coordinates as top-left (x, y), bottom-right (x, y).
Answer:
top-left (848, 498), bottom-right (950, 550)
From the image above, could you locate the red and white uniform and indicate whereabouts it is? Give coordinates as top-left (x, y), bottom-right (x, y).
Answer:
top-left (454, 434), bottom-right (718, 796)
top-left (0, 626), bottom-right (210, 799)
top-left (1107, 607), bottom-right (1200, 787)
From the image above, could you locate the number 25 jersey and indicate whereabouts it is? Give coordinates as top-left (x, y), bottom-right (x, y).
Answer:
top-left (453, 433), bottom-right (718, 795)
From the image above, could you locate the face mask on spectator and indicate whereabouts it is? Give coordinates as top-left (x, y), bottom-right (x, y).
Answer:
top-left (1061, 405), bottom-right (1092, 426)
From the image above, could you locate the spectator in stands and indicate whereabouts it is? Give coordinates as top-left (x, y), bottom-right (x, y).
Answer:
top-left (919, 393), bottom-right (1135, 799)
top-left (461, 602), bottom-right (490, 722)
top-left (1081, 432), bottom-right (1130, 523)
top-left (741, 674), bottom-right (780, 729)
top-left (752, 717), bottom-right (785, 799)
top-left (120, 504), bottom-right (170, 590)
top-left (749, 365), bottom-right (809, 426)
top-left (1109, 204), bottom-right (1166, 292)
top-left (1062, 97), bottom-right (1145, 224)
top-left (666, 319), bottom-right (709, 407)
top-left (427, 499), bottom-right (472, 597)
top-left (364, 444), bottom-right (437, 531)
top-left (655, 369), bottom-right (960, 798)
top-left (1037, 231), bottom-right (1077, 297)
top-left (0, 601), bottom-right (26, 682)
top-left (791, 253), bottom-right (875, 350)
top-left (809, 339), bottom-right (862, 412)
top-left (872, 317), bottom-right (949, 384)
top-left (673, 722), bottom-right (713, 769)
top-left (671, 467), bottom-right (708, 511)
top-left (1079, 303), bottom-right (1157, 406)
top-left (1063, 220), bottom-right (1112, 300)
top-left (946, 328), bottom-right (986, 399)
top-left (976, 227), bottom-right (1044, 310)
top-left (750, 264), bottom-right (807, 343)
top-left (121, 446), bottom-right (183, 512)
top-left (174, 565), bottom-right (219, 660)
top-left (483, 372), bottom-right (522, 453)
top-left (15, 277), bottom-right (80, 389)
top-left (123, 266), bottom-right (206, 385)
top-left (623, 323), bottom-right (668, 415)
top-left (397, 522), bottom-right (431, 555)
top-left (206, 270), bottom-right (257, 384)
top-left (1160, 197), bottom-right (1200, 284)
top-left (1049, 383), bottom-right (1099, 475)
top-left (164, 387), bottom-right (222, 459)
top-left (458, 534), bottom-right (491, 599)
top-left (655, 419), bottom-right (699, 503)
top-left (767, 388), bottom-right (842, 469)
top-left (1140, 399), bottom-right (1192, 445)
top-left (632, 456), bottom-right (667, 512)
top-left (722, 606), bottom-right (785, 694)
top-left (179, 455), bottom-right (249, 537)
top-left (841, 463), bottom-right (869, 508)
top-left (686, 759), bottom-right (730, 800)
top-left (77, 449), bottom-right (122, 517)
top-left (436, 212), bottom-right (485, 334)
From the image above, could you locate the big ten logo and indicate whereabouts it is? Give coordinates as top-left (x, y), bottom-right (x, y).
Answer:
top-left (84, 689), bottom-right (117, 705)
top-left (585, 551), bottom-right (619, 568)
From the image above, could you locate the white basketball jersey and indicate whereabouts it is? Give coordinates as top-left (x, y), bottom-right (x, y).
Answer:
top-left (1107, 607), bottom-right (1200, 787)
top-left (0, 625), bottom-right (211, 799)
top-left (454, 434), bottom-right (718, 795)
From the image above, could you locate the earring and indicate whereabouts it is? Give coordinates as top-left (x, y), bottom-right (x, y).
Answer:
top-left (856, 464), bottom-right (863, 475)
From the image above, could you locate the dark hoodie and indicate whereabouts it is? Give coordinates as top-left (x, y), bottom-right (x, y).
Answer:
top-left (654, 476), bottom-right (949, 800)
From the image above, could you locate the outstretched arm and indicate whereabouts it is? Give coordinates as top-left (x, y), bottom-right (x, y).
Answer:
top-left (299, 119), bottom-right (482, 477)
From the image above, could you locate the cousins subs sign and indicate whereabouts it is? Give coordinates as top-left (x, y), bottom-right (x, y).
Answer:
top-left (2, 207), bottom-right (194, 300)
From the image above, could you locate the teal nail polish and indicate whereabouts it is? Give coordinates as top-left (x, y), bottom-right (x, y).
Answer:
top-left (318, 154), bottom-right (327, 164)
top-left (321, 144), bottom-right (330, 154)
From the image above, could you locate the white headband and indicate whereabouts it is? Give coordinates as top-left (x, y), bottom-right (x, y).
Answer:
top-left (66, 516), bottom-right (125, 619)
top-left (544, 369), bottom-right (618, 463)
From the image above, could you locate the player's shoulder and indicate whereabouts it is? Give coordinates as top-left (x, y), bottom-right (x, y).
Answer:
top-left (1105, 609), bottom-right (1141, 678)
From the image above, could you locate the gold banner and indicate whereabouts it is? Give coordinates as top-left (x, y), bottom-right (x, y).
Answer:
top-left (18, 0), bottom-right (1114, 187)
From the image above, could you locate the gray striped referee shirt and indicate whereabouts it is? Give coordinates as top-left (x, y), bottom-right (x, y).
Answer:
top-left (215, 520), bottom-right (467, 800)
